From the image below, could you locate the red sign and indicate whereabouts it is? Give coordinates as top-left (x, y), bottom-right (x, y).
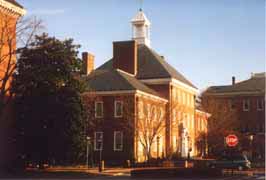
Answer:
top-left (226, 134), bottom-right (238, 147)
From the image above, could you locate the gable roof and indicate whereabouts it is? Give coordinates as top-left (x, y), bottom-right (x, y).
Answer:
top-left (205, 74), bottom-right (265, 95)
top-left (84, 69), bottom-right (162, 98)
top-left (4, 0), bottom-right (23, 8)
top-left (98, 44), bottom-right (197, 89)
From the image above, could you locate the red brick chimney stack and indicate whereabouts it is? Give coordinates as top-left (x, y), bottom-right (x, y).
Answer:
top-left (82, 52), bottom-right (94, 75)
top-left (232, 76), bottom-right (235, 85)
top-left (113, 40), bottom-right (137, 75)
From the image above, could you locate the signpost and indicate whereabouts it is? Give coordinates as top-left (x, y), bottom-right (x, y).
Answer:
top-left (225, 134), bottom-right (238, 147)
top-left (225, 134), bottom-right (238, 175)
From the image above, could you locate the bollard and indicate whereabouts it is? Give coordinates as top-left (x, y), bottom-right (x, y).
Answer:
top-left (101, 160), bottom-right (105, 171)
top-left (98, 160), bottom-right (104, 172)
top-left (126, 160), bottom-right (131, 168)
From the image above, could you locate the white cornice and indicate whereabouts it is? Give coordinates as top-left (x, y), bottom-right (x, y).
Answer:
top-left (140, 78), bottom-right (171, 84)
top-left (195, 109), bottom-right (211, 117)
top-left (205, 91), bottom-right (264, 97)
top-left (171, 78), bottom-right (198, 94)
top-left (116, 68), bottom-right (135, 77)
top-left (140, 78), bottom-right (198, 94)
top-left (136, 90), bottom-right (168, 103)
top-left (0, 0), bottom-right (26, 16)
top-left (82, 89), bottom-right (168, 103)
top-left (83, 90), bottom-right (136, 96)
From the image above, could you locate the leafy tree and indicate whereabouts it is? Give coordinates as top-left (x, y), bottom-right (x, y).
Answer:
top-left (13, 33), bottom-right (86, 166)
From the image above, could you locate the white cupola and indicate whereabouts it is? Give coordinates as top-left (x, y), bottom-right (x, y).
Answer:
top-left (131, 9), bottom-right (151, 47)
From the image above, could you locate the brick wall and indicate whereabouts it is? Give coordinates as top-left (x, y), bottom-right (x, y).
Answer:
top-left (0, 8), bottom-right (19, 169)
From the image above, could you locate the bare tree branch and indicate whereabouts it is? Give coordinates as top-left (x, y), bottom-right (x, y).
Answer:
top-left (0, 11), bottom-right (43, 119)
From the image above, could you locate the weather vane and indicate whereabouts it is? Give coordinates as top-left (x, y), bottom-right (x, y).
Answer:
top-left (139, 0), bottom-right (143, 11)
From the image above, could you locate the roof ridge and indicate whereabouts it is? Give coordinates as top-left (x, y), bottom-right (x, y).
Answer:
top-left (143, 45), bottom-right (197, 89)
top-left (142, 45), bottom-right (171, 76)
top-left (112, 69), bottom-right (136, 90)
top-left (116, 69), bottom-right (161, 96)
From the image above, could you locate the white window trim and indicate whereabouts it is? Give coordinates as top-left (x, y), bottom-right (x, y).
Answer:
top-left (243, 100), bottom-right (250, 111)
top-left (114, 131), bottom-right (123, 151)
top-left (114, 100), bottom-right (123, 118)
top-left (257, 99), bottom-right (263, 111)
top-left (95, 101), bottom-right (103, 118)
top-left (94, 132), bottom-right (103, 151)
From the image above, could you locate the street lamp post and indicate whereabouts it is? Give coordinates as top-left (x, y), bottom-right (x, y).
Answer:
top-left (249, 134), bottom-right (254, 160)
top-left (187, 136), bottom-right (190, 160)
top-left (99, 144), bottom-right (103, 172)
top-left (86, 136), bottom-right (91, 169)
top-left (156, 136), bottom-right (160, 159)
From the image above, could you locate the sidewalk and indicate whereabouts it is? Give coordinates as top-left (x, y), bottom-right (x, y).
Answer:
top-left (42, 166), bottom-right (266, 178)
top-left (46, 166), bottom-right (131, 177)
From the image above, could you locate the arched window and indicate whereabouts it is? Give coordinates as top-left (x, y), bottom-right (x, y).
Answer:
top-left (138, 101), bottom-right (144, 118)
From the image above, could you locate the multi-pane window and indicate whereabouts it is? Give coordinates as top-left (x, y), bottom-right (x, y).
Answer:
top-left (95, 101), bottom-right (103, 118)
top-left (172, 88), bottom-right (176, 99)
top-left (257, 99), bottom-right (264, 111)
top-left (187, 114), bottom-right (190, 129)
top-left (151, 106), bottom-right (157, 121)
top-left (114, 131), bottom-right (123, 151)
top-left (182, 92), bottom-right (186, 105)
top-left (159, 107), bottom-right (164, 122)
top-left (147, 103), bottom-right (151, 120)
top-left (172, 110), bottom-right (176, 125)
top-left (191, 115), bottom-right (194, 129)
top-left (177, 111), bottom-right (181, 122)
top-left (188, 94), bottom-right (191, 107)
top-left (94, 132), bottom-right (103, 151)
top-left (138, 101), bottom-right (144, 118)
top-left (115, 101), bottom-right (123, 117)
top-left (243, 100), bottom-right (250, 111)
top-left (177, 89), bottom-right (180, 102)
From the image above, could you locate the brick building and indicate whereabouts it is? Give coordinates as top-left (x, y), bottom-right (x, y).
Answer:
top-left (202, 73), bottom-right (265, 159)
top-left (0, 0), bottom-right (25, 168)
top-left (82, 9), bottom-right (209, 164)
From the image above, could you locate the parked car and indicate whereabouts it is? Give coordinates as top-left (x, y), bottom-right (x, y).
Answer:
top-left (208, 154), bottom-right (251, 170)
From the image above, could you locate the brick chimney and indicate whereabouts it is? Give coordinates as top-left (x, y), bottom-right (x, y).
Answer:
top-left (232, 76), bottom-right (235, 85)
top-left (113, 40), bottom-right (137, 75)
top-left (82, 52), bottom-right (94, 75)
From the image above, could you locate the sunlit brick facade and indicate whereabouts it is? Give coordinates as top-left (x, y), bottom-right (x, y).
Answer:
top-left (82, 9), bottom-right (209, 164)
top-left (0, 0), bottom-right (25, 168)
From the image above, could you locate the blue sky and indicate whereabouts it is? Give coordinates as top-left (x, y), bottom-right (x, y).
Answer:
top-left (18, 0), bottom-right (265, 90)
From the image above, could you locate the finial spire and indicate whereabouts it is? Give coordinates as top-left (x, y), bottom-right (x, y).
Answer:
top-left (139, 0), bottom-right (143, 11)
